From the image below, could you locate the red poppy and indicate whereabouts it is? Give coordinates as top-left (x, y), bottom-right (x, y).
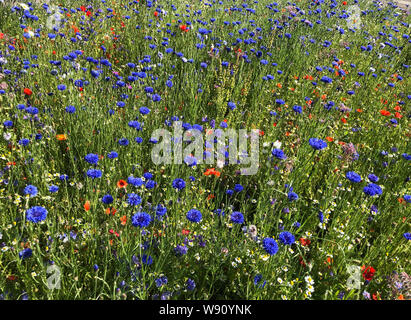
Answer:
top-left (395, 112), bottom-right (402, 119)
top-left (204, 168), bottom-right (221, 177)
top-left (23, 88), bottom-right (32, 96)
top-left (361, 265), bottom-right (376, 281)
top-left (299, 238), bottom-right (311, 246)
top-left (84, 201), bottom-right (91, 211)
top-left (154, 11), bottom-right (158, 17)
top-left (56, 134), bottom-right (67, 141)
top-left (105, 207), bottom-right (117, 215)
top-left (380, 110), bottom-right (391, 116)
top-left (117, 179), bottom-right (128, 188)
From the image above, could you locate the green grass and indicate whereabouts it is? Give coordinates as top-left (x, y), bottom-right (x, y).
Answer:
top-left (0, 0), bottom-right (410, 300)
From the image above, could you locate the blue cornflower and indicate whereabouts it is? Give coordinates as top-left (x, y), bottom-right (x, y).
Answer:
top-left (272, 148), bottom-right (287, 160)
top-left (57, 84), bottom-right (66, 91)
top-left (279, 231), bottom-right (295, 245)
top-left (230, 211), bottom-right (244, 224)
top-left (24, 185), bottom-right (38, 197)
top-left (309, 138), bottom-right (328, 150)
top-left (368, 174), bottom-right (379, 183)
top-left (172, 178), bottom-right (186, 190)
top-left (402, 153), bottom-right (411, 160)
top-left (127, 193), bottom-right (142, 206)
top-left (118, 138), bottom-right (129, 146)
top-left (152, 94), bottom-right (161, 102)
top-left (288, 191), bottom-right (299, 201)
top-left (403, 195), bottom-right (411, 203)
top-left (254, 274), bottom-right (263, 285)
top-left (102, 194), bottom-right (114, 204)
top-left (128, 121), bottom-right (141, 130)
top-left (318, 211), bottom-right (324, 223)
top-left (154, 204), bottom-right (167, 216)
top-left (84, 153), bottom-right (99, 165)
top-left (145, 180), bottom-right (157, 189)
top-left (403, 233), bottom-right (411, 240)
top-left (234, 184), bottom-right (244, 192)
top-left (142, 254), bottom-right (153, 265)
top-left (139, 107), bottom-right (150, 115)
top-left (19, 248), bottom-right (33, 260)
top-left (186, 278), bottom-right (196, 291)
top-left (320, 76), bottom-right (333, 84)
top-left (262, 238), bottom-right (279, 255)
top-left (65, 105), bottom-right (76, 113)
top-left (26, 206), bottom-right (48, 223)
top-left (49, 185), bottom-right (59, 193)
top-left (132, 212), bottom-right (151, 228)
top-left (174, 244), bottom-right (188, 256)
top-left (155, 276), bottom-right (168, 287)
top-left (25, 107), bottom-right (39, 115)
top-left (86, 169), bottom-right (102, 179)
top-left (186, 209), bottom-right (202, 223)
top-left (107, 151), bottom-right (118, 159)
top-left (227, 101), bottom-right (236, 110)
top-left (184, 155), bottom-right (197, 167)
top-left (3, 120), bottom-right (13, 128)
top-left (19, 139), bottom-right (30, 146)
top-left (143, 172), bottom-right (153, 180)
top-left (346, 171), bottom-right (362, 183)
top-left (293, 105), bottom-right (302, 114)
top-left (128, 176), bottom-right (143, 187)
top-left (363, 183), bottom-right (382, 197)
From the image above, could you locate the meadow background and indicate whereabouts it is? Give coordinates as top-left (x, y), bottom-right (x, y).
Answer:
top-left (0, 0), bottom-right (410, 300)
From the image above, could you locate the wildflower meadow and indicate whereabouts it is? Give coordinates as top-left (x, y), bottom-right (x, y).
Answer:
top-left (0, 0), bottom-right (410, 301)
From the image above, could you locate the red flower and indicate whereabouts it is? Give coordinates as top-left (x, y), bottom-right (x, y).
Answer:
top-left (380, 110), bottom-right (391, 116)
top-left (117, 179), bottom-right (128, 188)
top-left (361, 265), bottom-right (376, 281)
top-left (204, 168), bottom-right (221, 177)
top-left (154, 11), bottom-right (158, 17)
top-left (299, 238), bottom-right (311, 247)
top-left (23, 88), bottom-right (32, 96)
top-left (342, 1), bottom-right (347, 5)
top-left (395, 112), bottom-right (402, 119)
top-left (84, 200), bottom-right (91, 211)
